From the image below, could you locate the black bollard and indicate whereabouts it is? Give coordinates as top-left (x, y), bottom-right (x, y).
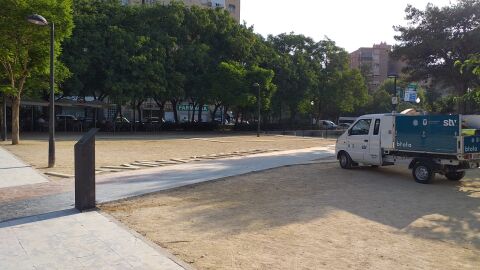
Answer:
top-left (74, 128), bottom-right (99, 211)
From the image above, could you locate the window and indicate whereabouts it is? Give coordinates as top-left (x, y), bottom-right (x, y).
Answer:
top-left (350, 119), bottom-right (371, 136)
top-left (228, 4), bottom-right (236, 13)
top-left (373, 119), bottom-right (380, 135)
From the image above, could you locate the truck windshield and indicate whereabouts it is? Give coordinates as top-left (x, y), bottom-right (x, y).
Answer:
top-left (350, 119), bottom-right (371, 135)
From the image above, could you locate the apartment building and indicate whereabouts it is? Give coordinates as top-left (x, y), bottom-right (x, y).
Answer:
top-left (349, 42), bottom-right (406, 92)
top-left (122, 0), bottom-right (241, 22)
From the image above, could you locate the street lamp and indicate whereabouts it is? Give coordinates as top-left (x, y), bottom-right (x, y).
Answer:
top-left (310, 101), bottom-right (314, 129)
top-left (1, 93), bottom-right (6, 141)
top-left (253, 83), bottom-right (260, 137)
top-left (27, 14), bottom-right (56, 168)
top-left (388, 74), bottom-right (399, 113)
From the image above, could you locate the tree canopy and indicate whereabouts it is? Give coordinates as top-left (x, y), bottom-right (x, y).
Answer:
top-left (393, 0), bottom-right (480, 112)
top-left (0, 0), bottom-right (73, 144)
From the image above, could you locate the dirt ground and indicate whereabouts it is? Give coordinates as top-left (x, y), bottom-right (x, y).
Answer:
top-left (0, 132), bottom-right (333, 176)
top-left (102, 163), bottom-right (480, 270)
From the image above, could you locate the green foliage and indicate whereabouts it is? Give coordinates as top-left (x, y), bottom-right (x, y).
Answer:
top-left (393, 0), bottom-right (480, 104)
top-left (0, 0), bottom-right (73, 144)
top-left (0, 0), bottom-right (73, 98)
top-left (60, 3), bottom-right (371, 125)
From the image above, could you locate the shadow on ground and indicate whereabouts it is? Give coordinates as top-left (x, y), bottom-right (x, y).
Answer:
top-left (103, 163), bottom-right (480, 249)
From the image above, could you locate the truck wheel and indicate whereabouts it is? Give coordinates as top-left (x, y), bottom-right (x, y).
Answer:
top-left (445, 171), bottom-right (465, 181)
top-left (339, 152), bottom-right (352, 169)
top-left (412, 162), bottom-right (434, 184)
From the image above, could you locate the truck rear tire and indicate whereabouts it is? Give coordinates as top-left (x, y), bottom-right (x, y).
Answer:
top-left (445, 171), bottom-right (465, 181)
top-left (412, 162), bottom-right (434, 184)
top-left (339, 152), bottom-right (352, 169)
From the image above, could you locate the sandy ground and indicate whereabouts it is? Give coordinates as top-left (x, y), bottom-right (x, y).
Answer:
top-left (0, 132), bottom-right (334, 176)
top-left (102, 163), bottom-right (480, 270)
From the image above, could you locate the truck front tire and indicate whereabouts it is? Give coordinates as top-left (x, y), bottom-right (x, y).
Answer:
top-left (412, 162), bottom-right (434, 184)
top-left (445, 171), bottom-right (465, 181)
top-left (339, 152), bottom-right (352, 169)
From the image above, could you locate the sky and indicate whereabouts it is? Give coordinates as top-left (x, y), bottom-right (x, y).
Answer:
top-left (241, 0), bottom-right (455, 52)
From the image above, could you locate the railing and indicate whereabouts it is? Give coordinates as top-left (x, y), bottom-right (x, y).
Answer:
top-left (74, 128), bottom-right (99, 211)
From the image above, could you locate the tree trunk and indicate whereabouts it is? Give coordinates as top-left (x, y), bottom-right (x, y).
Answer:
top-left (131, 101), bottom-right (135, 132)
top-left (191, 101), bottom-right (197, 123)
top-left (11, 96), bottom-right (20, 145)
top-left (223, 105), bottom-right (229, 123)
top-left (137, 100), bottom-right (143, 123)
top-left (154, 99), bottom-right (166, 121)
top-left (211, 103), bottom-right (220, 122)
top-left (171, 99), bottom-right (179, 123)
top-left (198, 103), bottom-right (203, 123)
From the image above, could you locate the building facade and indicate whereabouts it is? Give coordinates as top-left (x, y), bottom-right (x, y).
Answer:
top-left (349, 42), bottom-right (406, 92)
top-left (123, 0), bottom-right (241, 22)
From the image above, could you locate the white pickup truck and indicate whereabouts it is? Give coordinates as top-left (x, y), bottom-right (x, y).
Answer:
top-left (335, 113), bottom-right (480, 184)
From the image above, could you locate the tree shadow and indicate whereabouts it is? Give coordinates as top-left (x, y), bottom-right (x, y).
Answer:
top-left (106, 163), bottom-right (480, 249)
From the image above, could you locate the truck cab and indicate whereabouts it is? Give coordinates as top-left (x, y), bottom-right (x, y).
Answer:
top-left (336, 114), bottom-right (393, 167)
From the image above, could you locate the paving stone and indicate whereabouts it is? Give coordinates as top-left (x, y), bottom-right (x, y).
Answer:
top-left (0, 147), bottom-right (48, 188)
top-left (0, 211), bottom-right (184, 270)
top-left (102, 166), bottom-right (140, 170)
top-left (169, 159), bottom-right (189, 163)
top-left (44, 172), bottom-right (73, 178)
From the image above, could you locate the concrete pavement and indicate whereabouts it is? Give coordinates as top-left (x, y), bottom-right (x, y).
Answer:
top-left (0, 147), bottom-right (48, 188)
top-left (0, 210), bottom-right (185, 270)
top-left (0, 146), bottom-right (335, 269)
top-left (0, 146), bottom-right (334, 222)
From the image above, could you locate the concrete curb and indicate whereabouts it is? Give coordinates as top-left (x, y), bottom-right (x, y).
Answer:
top-left (98, 210), bottom-right (196, 270)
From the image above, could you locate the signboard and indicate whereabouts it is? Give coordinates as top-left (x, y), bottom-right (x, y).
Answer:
top-left (404, 91), bottom-right (417, 102)
top-left (177, 104), bottom-right (209, 112)
top-left (395, 115), bottom-right (459, 154)
top-left (407, 83), bottom-right (417, 91)
top-left (391, 97), bottom-right (398, 105)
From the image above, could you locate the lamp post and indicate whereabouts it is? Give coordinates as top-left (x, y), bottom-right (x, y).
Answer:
top-left (388, 74), bottom-right (399, 113)
top-left (253, 83), bottom-right (260, 137)
top-left (1, 93), bottom-right (6, 141)
top-left (27, 14), bottom-right (55, 168)
top-left (310, 100), bottom-right (314, 130)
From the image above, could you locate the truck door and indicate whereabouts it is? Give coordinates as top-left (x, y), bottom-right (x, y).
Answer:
top-left (346, 118), bottom-right (372, 162)
top-left (366, 119), bottom-right (382, 165)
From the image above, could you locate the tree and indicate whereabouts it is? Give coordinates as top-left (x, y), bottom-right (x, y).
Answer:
top-left (455, 54), bottom-right (480, 107)
top-left (0, 0), bottom-right (73, 144)
top-left (393, 0), bottom-right (480, 112)
top-left (309, 39), bottom-right (368, 120)
top-left (209, 61), bottom-right (246, 121)
top-left (267, 33), bottom-right (317, 122)
top-left (61, 0), bottom-right (125, 101)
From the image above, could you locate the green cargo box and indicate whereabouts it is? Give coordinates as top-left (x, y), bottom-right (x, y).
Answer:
top-left (395, 115), bottom-right (460, 154)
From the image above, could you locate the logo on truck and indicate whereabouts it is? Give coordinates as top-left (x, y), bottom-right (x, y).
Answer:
top-left (443, 119), bottom-right (457, 127)
top-left (465, 145), bottom-right (478, 152)
top-left (397, 140), bottom-right (412, 148)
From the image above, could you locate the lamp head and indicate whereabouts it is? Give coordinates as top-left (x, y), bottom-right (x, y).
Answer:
top-left (252, 83), bottom-right (260, 88)
top-left (27, 14), bottom-right (48, 26)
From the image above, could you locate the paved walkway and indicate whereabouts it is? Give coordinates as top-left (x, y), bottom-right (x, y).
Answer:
top-left (0, 210), bottom-right (185, 270)
top-left (0, 146), bottom-right (335, 269)
top-left (0, 146), bottom-right (335, 222)
top-left (0, 147), bottom-right (48, 188)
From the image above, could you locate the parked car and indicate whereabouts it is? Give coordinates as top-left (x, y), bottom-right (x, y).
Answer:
top-left (56, 114), bottom-right (80, 131)
top-left (338, 123), bottom-right (351, 129)
top-left (114, 116), bottom-right (130, 124)
top-left (143, 116), bottom-right (164, 124)
top-left (318, 120), bottom-right (337, 130)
